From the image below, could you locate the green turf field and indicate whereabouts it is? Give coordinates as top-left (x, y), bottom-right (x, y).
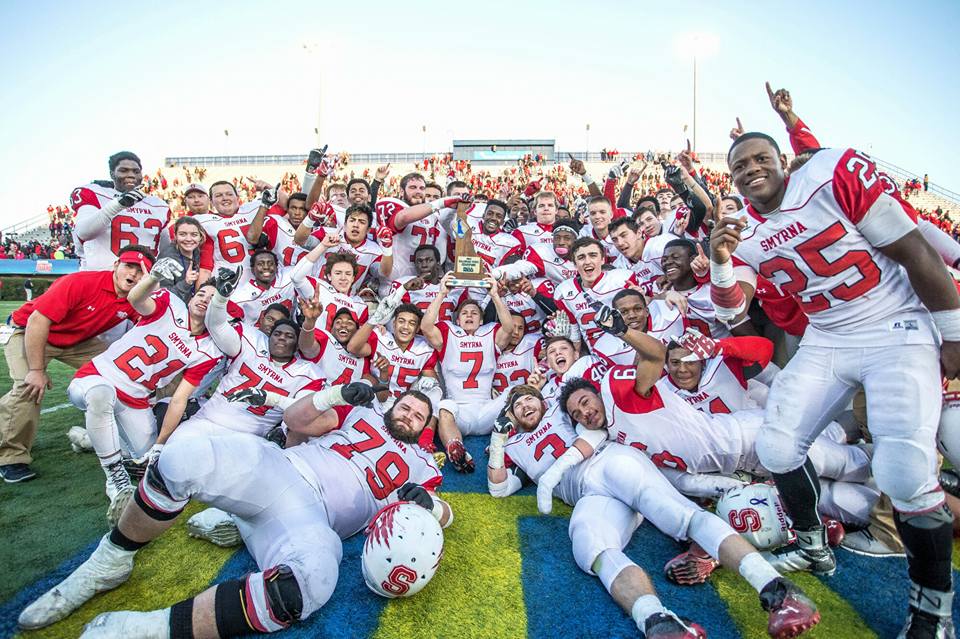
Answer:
top-left (0, 296), bottom-right (957, 638)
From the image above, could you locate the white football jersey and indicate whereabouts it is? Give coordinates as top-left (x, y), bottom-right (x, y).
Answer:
top-left (661, 354), bottom-right (758, 415)
top-left (194, 201), bottom-right (262, 282)
top-left (390, 277), bottom-right (464, 323)
top-left (437, 321), bottom-right (501, 401)
top-left (309, 329), bottom-right (370, 386)
top-left (74, 290), bottom-right (221, 406)
top-left (379, 198), bottom-right (448, 280)
top-left (494, 286), bottom-right (548, 336)
top-left (522, 244), bottom-right (577, 285)
top-left (285, 403), bottom-right (442, 536)
top-left (641, 232), bottom-right (679, 273)
top-left (612, 252), bottom-right (661, 291)
top-left (70, 183), bottom-right (171, 270)
top-left (469, 229), bottom-right (523, 269)
top-left (679, 282), bottom-right (731, 339)
top-left (232, 269), bottom-right (298, 327)
top-left (367, 331), bottom-right (439, 396)
top-left (304, 277), bottom-right (370, 332)
top-left (579, 224), bottom-right (618, 262)
top-left (504, 406), bottom-right (585, 505)
top-left (493, 333), bottom-right (542, 395)
top-left (194, 325), bottom-right (324, 436)
top-left (600, 365), bottom-right (744, 475)
top-left (261, 213), bottom-right (310, 267)
top-left (313, 231), bottom-right (386, 295)
top-left (553, 268), bottom-right (639, 358)
top-left (511, 222), bottom-right (554, 252)
top-left (730, 147), bottom-right (934, 347)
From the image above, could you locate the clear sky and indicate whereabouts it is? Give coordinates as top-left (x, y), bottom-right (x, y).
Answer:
top-left (2, 0), bottom-right (958, 228)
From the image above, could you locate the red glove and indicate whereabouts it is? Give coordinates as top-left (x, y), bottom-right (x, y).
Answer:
top-left (375, 226), bottom-right (394, 250)
top-left (677, 328), bottom-right (720, 361)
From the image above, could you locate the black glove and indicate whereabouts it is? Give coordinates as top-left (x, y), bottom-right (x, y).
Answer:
top-left (596, 304), bottom-right (628, 337)
top-left (663, 165), bottom-right (690, 200)
top-left (397, 482), bottom-right (434, 510)
top-left (226, 388), bottom-right (267, 407)
top-left (306, 145), bottom-right (328, 173)
top-left (117, 189), bottom-right (147, 208)
top-left (502, 217), bottom-right (517, 233)
top-left (493, 406), bottom-right (513, 435)
top-left (265, 425), bottom-right (287, 448)
top-left (341, 382), bottom-right (389, 406)
top-left (260, 184), bottom-right (279, 208)
top-left (215, 266), bottom-right (242, 297)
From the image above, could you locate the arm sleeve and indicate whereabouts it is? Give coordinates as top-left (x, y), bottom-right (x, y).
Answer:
top-left (787, 117), bottom-right (822, 154)
top-left (716, 335), bottom-right (774, 368)
top-left (369, 180), bottom-right (382, 210)
top-left (71, 187), bottom-right (122, 241)
top-left (918, 218), bottom-right (960, 269)
top-left (206, 293), bottom-right (242, 357)
top-left (617, 181), bottom-right (635, 210)
top-left (603, 178), bottom-right (618, 212)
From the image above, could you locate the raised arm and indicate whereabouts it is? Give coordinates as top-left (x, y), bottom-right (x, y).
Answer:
top-left (486, 275), bottom-right (516, 351)
top-left (244, 187), bottom-right (278, 245)
top-left (127, 258), bottom-right (185, 316)
top-left (420, 273), bottom-right (452, 350)
top-left (206, 267), bottom-right (243, 358)
top-left (709, 216), bottom-right (756, 325)
top-left (72, 188), bottom-right (147, 241)
top-left (594, 305), bottom-right (666, 395)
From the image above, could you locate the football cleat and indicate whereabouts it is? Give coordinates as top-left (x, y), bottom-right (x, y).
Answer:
top-left (80, 609), bottom-right (170, 639)
top-left (106, 485), bottom-right (135, 527)
top-left (643, 611), bottom-right (706, 638)
top-left (664, 544), bottom-right (719, 585)
top-left (445, 439), bottom-right (475, 473)
top-left (897, 581), bottom-right (956, 639)
top-left (18, 534), bottom-right (135, 629)
top-left (760, 577), bottom-right (821, 638)
top-left (761, 527), bottom-right (836, 576)
top-left (187, 507), bottom-right (241, 547)
top-left (820, 517), bottom-right (845, 548)
top-left (67, 426), bottom-right (94, 453)
top-left (840, 528), bottom-right (906, 558)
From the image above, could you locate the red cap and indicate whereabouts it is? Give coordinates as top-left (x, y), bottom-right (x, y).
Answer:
top-left (118, 249), bottom-right (154, 272)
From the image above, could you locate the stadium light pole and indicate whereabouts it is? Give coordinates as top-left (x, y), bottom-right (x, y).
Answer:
top-left (586, 123), bottom-right (590, 160)
top-left (692, 54), bottom-right (697, 152)
top-left (302, 43), bottom-right (324, 147)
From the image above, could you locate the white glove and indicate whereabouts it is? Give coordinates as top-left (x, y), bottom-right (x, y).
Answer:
top-left (150, 257), bottom-right (185, 283)
top-left (369, 286), bottom-right (406, 326)
top-left (490, 260), bottom-right (538, 282)
top-left (544, 312), bottom-right (572, 339)
top-left (536, 446), bottom-right (585, 514)
top-left (133, 443), bottom-right (163, 467)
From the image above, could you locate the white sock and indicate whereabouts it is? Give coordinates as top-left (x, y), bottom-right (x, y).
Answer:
top-left (738, 552), bottom-right (781, 593)
top-left (631, 594), bottom-right (666, 629)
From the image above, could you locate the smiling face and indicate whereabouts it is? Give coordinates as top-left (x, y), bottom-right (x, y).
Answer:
top-left (259, 309), bottom-right (287, 335)
top-left (111, 159), bottom-right (142, 192)
top-left (175, 222), bottom-right (203, 254)
top-left (573, 243), bottom-right (604, 284)
top-left (512, 394), bottom-right (545, 432)
top-left (613, 293), bottom-right (649, 331)
top-left (587, 200), bottom-right (613, 236)
top-left (348, 182), bottom-right (369, 205)
top-left (545, 339), bottom-right (577, 374)
top-left (268, 323), bottom-right (298, 360)
top-left (565, 388), bottom-right (607, 429)
top-left (553, 229), bottom-right (576, 258)
top-left (729, 138), bottom-right (787, 213)
top-left (667, 346), bottom-right (703, 391)
top-left (331, 312), bottom-right (358, 345)
top-left (343, 211), bottom-right (370, 245)
top-left (385, 394), bottom-right (431, 443)
top-left (456, 302), bottom-right (482, 333)
top-left (326, 261), bottom-right (355, 294)
top-left (113, 260), bottom-right (145, 295)
top-left (393, 311), bottom-right (420, 345)
top-left (252, 252), bottom-right (277, 286)
top-left (404, 178), bottom-right (427, 205)
top-left (661, 245), bottom-right (694, 285)
top-left (719, 197), bottom-right (742, 216)
top-left (188, 285), bottom-right (215, 322)
top-left (210, 184), bottom-right (239, 216)
top-left (482, 203), bottom-right (506, 234)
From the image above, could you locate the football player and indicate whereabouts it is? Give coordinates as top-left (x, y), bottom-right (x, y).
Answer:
top-left (420, 272), bottom-right (516, 472)
top-left (71, 152), bottom-right (170, 271)
top-left (231, 249), bottom-right (298, 327)
top-left (608, 217), bottom-right (660, 287)
top-left (489, 386), bottom-right (821, 639)
top-left (712, 132), bottom-right (960, 634)
top-left (67, 259), bottom-right (222, 522)
top-left (661, 238), bottom-right (728, 338)
top-left (291, 245), bottom-right (369, 332)
top-left (300, 204), bottom-right (394, 294)
top-left (511, 190), bottom-right (558, 251)
top-left (578, 196), bottom-right (618, 261)
top-left (517, 217), bottom-right (579, 285)
top-left (390, 245), bottom-right (464, 321)
top-left (298, 294), bottom-right (369, 389)
top-left (492, 310), bottom-right (542, 395)
top-left (245, 190), bottom-right (312, 268)
top-left (193, 181), bottom-right (267, 283)
top-left (18, 385), bottom-right (451, 637)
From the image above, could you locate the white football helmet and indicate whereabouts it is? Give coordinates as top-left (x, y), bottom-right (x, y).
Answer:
top-left (362, 502), bottom-right (444, 598)
top-left (716, 483), bottom-right (792, 550)
top-left (937, 399), bottom-right (960, 469)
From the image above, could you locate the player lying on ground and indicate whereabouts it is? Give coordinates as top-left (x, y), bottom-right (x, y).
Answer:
top-left (488, 385), bottom-right (820, 639)
top-left (18, 384), bottom-right (451, 638)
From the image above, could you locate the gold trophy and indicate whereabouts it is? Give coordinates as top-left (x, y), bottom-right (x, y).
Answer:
top-left (448, 200), bottom-right (491, 289)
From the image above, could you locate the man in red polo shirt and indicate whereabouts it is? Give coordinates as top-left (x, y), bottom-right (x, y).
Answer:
top-left (0, 245), bottom-right (155, 483)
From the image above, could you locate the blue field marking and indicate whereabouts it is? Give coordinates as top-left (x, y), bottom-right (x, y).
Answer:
top-left (0, 539), bottom-right (99, 639)
top-left (213, 536), bottom-right (388, 639)
top-left (822, 549), bottom-right (960, 638)
top-left (519, 516), bottom-right (743, 639)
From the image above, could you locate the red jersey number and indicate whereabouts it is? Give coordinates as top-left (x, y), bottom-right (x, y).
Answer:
top-left (221, 363), bottom-right (290, 416)
top-left (111, 215), bottom-right (164, 255)
top-left (329, 419), bottom-right (411, 500)
top-left (113, 335), bottom-right (186, 391)
top-left (533, 433), bottom-right (568, 461)
top-left (460, 351), bottom-right (484, 389)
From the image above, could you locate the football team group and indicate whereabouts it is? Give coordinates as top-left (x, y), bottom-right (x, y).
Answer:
top-left (3, 84), bottom-right (960, 639)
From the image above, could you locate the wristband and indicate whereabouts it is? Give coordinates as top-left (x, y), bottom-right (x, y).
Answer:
top-left (582, 174), bottom-right (596, 186)
top-left (430, 499), bottom-right (444, 522)
top-left (381, 245), bottom-right (392, 257)
top-left (302, 216), bottom-right (317, 229)
top-left (102, 199), bottom-right (125, 218)
top-left (263, 391), bottom-right (295, 410)
top-left (932, 309), bottom-right (960, 342)
top-left (430, 199), bottom-right (446, 213)
top-left (709, 259), bottom-right (737, 288)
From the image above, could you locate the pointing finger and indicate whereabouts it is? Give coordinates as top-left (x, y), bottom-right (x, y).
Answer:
top-left (765, 81), bottom-right (774, 99)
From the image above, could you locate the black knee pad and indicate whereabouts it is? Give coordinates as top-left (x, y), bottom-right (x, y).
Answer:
top-left (214, 566), bottom-right (302, 638)
top-left (894, 504), bottom-right (954, 592)
top-left (133, 463), bottom-right (183, 521)
top-left (264, 564), bottom-right (303, 626)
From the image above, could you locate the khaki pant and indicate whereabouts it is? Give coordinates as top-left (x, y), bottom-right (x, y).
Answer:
top-left (0, 329), bottom-right (106, 465)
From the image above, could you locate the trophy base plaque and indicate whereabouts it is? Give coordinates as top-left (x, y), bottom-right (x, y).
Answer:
top-left (450, 255), bottom-right (490, 289)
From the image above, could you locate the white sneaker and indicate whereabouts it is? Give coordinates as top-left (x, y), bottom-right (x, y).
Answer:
top-left (18, 535), bottom-right (136, 629)
top-left (187, 507), bottom-right (241, 547)
top-left (80, 609), bottom-right (170, 638)
top-left (67, 426), bottom-right (94, 453)
top-left (840, 528), bottom-right (906, 558)
top-left (106, 486), bottom-right (135, 527)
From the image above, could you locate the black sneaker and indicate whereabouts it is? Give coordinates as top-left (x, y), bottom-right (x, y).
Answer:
top-left (762, 527), bottom-right (836, 576)
top-left (643, 611), bottom-right (706, 638)
top-left (898, 608), bottom-right (956, 639)
top-left (0, 463), bottom-right (37, 483)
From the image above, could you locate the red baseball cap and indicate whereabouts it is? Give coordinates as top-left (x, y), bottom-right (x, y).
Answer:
top-left (184, 183), bottom-right (206, 196)
top-left (117, 249), bottom-right (154, 272)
